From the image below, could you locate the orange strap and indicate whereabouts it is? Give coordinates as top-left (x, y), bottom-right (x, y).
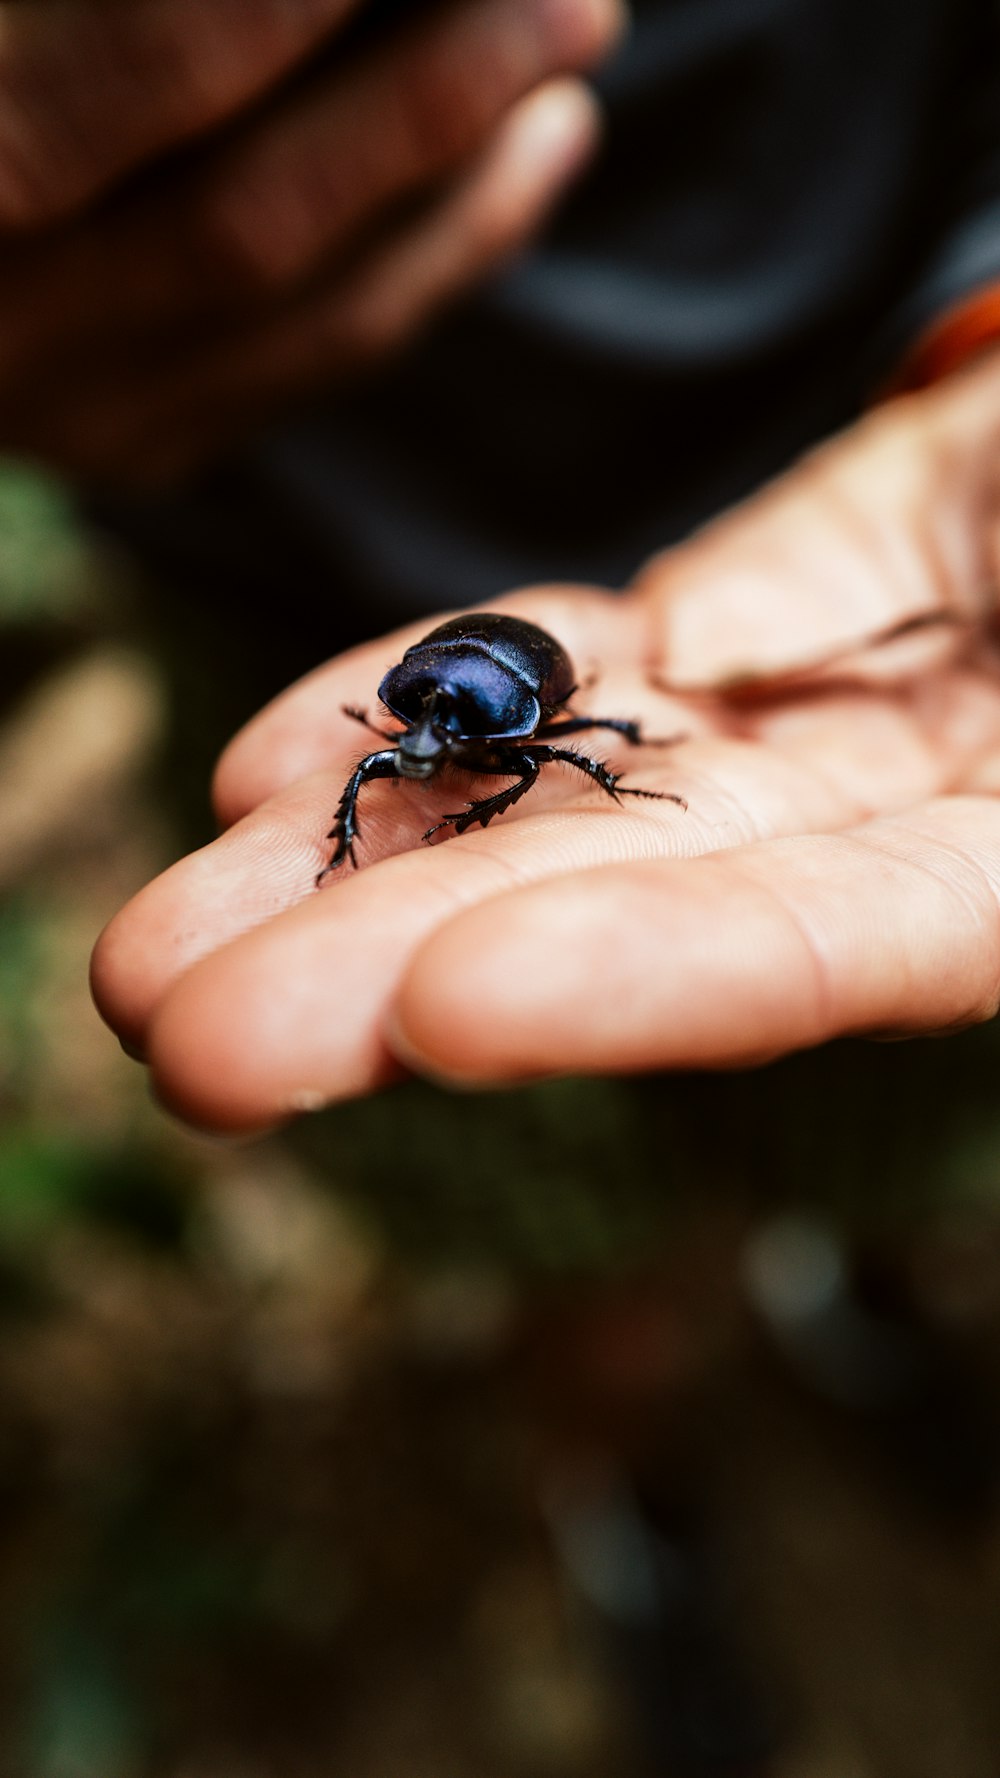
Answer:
top-left (889, 284), bottom-right (1000, 392)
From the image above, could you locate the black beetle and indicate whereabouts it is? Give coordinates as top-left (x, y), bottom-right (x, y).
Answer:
top-left (317, 613), bottom-right (684, 882)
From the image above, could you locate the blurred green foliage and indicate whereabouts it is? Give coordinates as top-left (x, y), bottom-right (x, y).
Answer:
top-left (0, 461), bottom-right (106, 626)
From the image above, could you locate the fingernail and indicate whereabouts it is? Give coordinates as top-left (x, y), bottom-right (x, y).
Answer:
top-left (509, 80), bottom-right (603, 183)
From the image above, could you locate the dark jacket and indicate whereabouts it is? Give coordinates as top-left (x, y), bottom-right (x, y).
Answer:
top-left (99, 0), bottom-right (1000, 650)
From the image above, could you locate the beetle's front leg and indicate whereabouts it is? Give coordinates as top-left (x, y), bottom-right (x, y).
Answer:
top-left (536, 714), bottom-right (643, 744)
top-left (537, 715), bottom-right (686, 747)
top-left (317, 748), bottom-right (400, 884)
top-left (423, 750), bottom-right (540, 840)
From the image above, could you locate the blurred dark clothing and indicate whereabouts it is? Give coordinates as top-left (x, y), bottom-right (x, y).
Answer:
top-left (95, 0), bottom-right (1000, 661)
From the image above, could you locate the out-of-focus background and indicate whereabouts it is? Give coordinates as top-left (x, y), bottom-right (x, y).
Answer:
top-left (5, 456), bottom-right (1000, 1778)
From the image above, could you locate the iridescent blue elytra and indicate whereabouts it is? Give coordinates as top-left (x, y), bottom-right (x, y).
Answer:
top-left (317, 613), bottom-right (684, 881)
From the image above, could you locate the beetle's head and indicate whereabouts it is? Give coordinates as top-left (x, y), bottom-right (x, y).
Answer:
top-left (395, 692), bottom-right (459, 779)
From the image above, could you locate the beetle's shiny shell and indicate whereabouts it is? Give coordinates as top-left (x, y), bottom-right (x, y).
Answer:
top-left (378, 614), bottom-right (575, 740)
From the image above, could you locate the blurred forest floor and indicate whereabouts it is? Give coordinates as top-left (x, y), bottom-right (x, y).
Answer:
top-left (3, 462), bottom-right (1000, 1778)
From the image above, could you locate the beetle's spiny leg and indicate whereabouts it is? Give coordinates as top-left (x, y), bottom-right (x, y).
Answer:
top-left (316, 747), bottom-right (400, 884)
top-left (317, 789), bottom-right (357, 883)
top-left (617, 786), bottom-right (687, 806)
top-left (317, 829), bottom-right (357, 880)
top-left (536, 714), bottom-right (643, 745)
top-left (530, 744), bottom-right (686, 810)
top-left (423, 753), bottom-right (540, 841)
top-left (537, 715), bottom-right (687, 748)
top-left (529, 744), bottom-right (623, 800)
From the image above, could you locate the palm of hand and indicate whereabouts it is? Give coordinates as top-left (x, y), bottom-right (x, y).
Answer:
top-left (91, 578), bottom-right (1000, 1133)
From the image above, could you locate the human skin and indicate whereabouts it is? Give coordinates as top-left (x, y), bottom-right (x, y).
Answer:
top-left (0, 0), bottom-right (619, 480)
top-left (91, 350), bottom-right (1000, 1132)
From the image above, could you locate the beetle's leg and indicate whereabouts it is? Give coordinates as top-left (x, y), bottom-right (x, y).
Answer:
top-left (530, 744), bottom-right (687, 809)
top-left (536, 715), bottom-right (685, 747)
top-left (342, 704), bottom-right (400, 742)
top-left (536, 714), bottom-right (642, 744)
top-left (317, 748), bottom-right (400, 884)
top-left (423, 751), bottom-right (540, 841)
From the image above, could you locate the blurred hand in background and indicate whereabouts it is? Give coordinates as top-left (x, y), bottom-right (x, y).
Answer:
top-left (0, 0), bottom-right (619, 480)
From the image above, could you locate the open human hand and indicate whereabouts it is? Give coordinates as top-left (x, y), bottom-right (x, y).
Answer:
top-left (0, 0), bottom-right (616, 480)
top-left (92, 356), bottom-right (1000, 1130)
